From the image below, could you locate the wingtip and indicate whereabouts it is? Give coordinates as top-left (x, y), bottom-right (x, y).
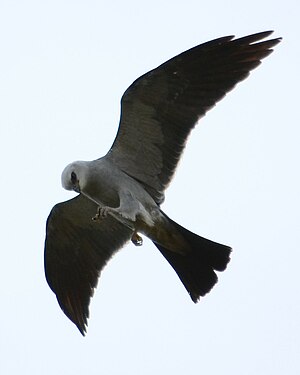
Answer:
top-left (76, 317), bottom-right (88, 336)
top-left (257, 29), bottom-right (282, 41)
top-left (78, 325), bottom-right (87, 336)
top-left (255, 30), bottom-right (282, 42)
top-left (234, 30), bottom-right (281, 45)
top-left (258, 30), bottom-right (274, 37)
top-left (74, 318), bottom-right (88, 336)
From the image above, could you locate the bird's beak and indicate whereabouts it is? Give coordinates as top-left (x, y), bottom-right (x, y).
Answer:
top-left (73, 181), bottom-right (81, 193)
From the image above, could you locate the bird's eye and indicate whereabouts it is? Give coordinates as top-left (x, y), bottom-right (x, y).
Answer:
top-left (71, 171), bottom-right (77, 183)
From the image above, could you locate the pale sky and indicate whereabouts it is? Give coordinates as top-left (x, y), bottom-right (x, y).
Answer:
top-left (1, 1), bottom-right (299, 374)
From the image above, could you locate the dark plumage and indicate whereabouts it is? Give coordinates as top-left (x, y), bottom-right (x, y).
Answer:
top-left (45, 31), bottom-right (281, 335)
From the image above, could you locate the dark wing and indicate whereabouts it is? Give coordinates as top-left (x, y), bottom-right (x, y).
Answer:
top-left (44, 194), bottom-right (133, 335)
top-left (106, 31), bottom-right (281, 204)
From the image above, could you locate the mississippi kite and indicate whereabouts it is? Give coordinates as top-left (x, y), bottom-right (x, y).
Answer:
top-left (44, 31), bottom-right (280, 335)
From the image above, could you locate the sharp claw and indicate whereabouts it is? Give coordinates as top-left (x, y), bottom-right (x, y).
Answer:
top-left (92, 206), bottom-right (108, 221)
top-left (92, 213), bottom-right (100, 221)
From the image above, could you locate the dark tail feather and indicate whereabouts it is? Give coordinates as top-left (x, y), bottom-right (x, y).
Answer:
top-left (153, 217), bottom-right (231, 302)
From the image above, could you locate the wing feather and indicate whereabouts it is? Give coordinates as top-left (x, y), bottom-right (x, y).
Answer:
top-left (44, 195), bottom-right (133, 335)
top-left (107, 31), bottom-right (281, 204)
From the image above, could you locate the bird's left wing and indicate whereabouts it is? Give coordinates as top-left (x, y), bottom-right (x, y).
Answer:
top-left (106, 31), bottom-right (281, 204)
top-left (44, 194), bottom-right (133, 335)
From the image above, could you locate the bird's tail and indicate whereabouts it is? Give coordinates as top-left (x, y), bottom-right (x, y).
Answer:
top-left (152, 214), bottom-right (231, 302)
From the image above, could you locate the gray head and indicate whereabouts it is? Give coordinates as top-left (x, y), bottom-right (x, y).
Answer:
top-left (61, 161), bottom-right (89, 193)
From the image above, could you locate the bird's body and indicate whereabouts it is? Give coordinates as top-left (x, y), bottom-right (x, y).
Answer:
top-left (45, 31), bottom-right (281, 335)
top-left (62, 158), bottom-right (159, 226)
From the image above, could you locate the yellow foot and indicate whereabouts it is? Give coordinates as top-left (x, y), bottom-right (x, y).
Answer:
top-left (131, 231), bottom-right (143, 246)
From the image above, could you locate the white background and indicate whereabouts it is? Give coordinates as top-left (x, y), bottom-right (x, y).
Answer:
top-left (1, 1), bottom-right (299, 374)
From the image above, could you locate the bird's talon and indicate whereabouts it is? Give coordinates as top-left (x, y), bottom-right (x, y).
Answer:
top-left (92, 206), bottom-right (108, 221)
top-left (131, 232), bottom-right (143, 246)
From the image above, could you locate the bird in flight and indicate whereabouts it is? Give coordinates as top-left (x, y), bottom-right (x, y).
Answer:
top-left (44, 31), bottom-right (281, 335)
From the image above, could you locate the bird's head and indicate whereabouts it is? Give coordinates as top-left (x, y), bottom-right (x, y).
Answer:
top-left (61, 161), bottom-right (89, 193)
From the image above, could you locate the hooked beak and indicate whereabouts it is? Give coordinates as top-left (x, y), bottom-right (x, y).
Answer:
top-left (73, 181), bottom-right (81, 194)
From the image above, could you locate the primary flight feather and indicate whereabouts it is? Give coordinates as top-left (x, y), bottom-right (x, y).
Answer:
top-left (44, 31), bottom-right (281, 335)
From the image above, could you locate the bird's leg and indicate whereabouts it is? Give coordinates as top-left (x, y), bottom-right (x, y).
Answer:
top-left (131, 231), bottom-right (143, 246)
top-left (92, 191), bottom-right (139, 223)
top-left (92, 191), bottom-right (153, 229)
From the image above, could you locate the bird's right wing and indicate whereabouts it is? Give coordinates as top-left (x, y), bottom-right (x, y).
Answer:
top-left (44, 194), bottom-right (133, 335)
